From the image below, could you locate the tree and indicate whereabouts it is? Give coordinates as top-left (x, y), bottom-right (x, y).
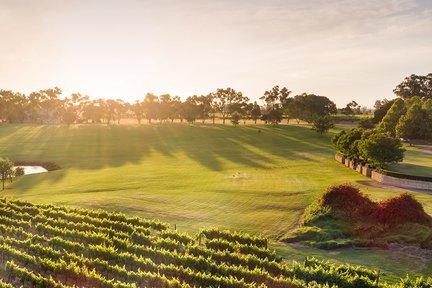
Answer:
top-left (358, 131), bottom-right (405, 168)
top-left (0, 158), bottom-right (14, 190)
top-left (291, 93), bottom-right (337, 123)
top-left (213, 88), bottom-right (243, 125)
top-left (133, 100), bottom-right (145, 124)
top-left (158, 94), bottom-right (172, 123)
top-left (183, 96), bottom-right (199, 123)
top-left (377, 98), bottom-right (405, 136)
top-left (333, 128), bottom-right (364, 160)
top-left (358, 117), bottom-right (375, 129)
top-left (396, 102), bottom-right (428, 142)
top-left (341, 101), bottom-right (360, 118)
top-left (195, 95), bottom-right (212, 123)
top-left (230, 112), bottom-right (241, 126)
top-left (143, 93), bottom-right (159, 124)
top-left (393, 73), bottom-right (432, 99)
top-left (0, 90), bottom-right (27, 123)
top-left (260, 85), bottom-right (290, 125)
top-left (250, 102), bottom-right (261, 124)
top-left (14, 167), bottom-right (25, 177)
top-left (373, 99), bottom-right (395, 124)
top-left (312, 115), bottom-right (334, 135)
top-left (170, 96), bottom-right (183, 123)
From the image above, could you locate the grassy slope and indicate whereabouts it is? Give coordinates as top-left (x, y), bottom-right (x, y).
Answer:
top-left (0, 123), bottom-right (431, 280)
top-left (388, 145), bottom-right (432, 177)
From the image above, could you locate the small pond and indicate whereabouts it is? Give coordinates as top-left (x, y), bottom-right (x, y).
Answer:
top-left (14, 166), bottom-right (48, 175)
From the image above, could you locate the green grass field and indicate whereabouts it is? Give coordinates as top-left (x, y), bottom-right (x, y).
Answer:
top-left (0, 123), bottom-right (431, 280)
top-left (388, 145), bottom-right (432, 177)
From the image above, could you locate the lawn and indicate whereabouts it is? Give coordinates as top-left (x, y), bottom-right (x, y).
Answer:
top-left (388, 145), bottom-right (432, 177)
top-left (0, 123), bottom-right (431, 280)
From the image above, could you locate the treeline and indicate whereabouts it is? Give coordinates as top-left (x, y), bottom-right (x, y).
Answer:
top-left (0, 86), bottom-right (337, 125)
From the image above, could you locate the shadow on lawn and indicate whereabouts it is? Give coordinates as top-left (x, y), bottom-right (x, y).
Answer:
top-left (0, 123), bottom-right (333, 185)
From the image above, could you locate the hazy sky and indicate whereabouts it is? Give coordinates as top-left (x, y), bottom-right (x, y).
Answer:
top-left (1, 0), bottom-right (431, 107)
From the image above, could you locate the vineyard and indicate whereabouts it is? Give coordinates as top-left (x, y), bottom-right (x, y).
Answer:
top-left (0, 198), bottom-right (430, 288)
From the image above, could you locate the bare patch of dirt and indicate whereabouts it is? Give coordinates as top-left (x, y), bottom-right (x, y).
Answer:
top-left (388, 243), bottom-right (432, 263)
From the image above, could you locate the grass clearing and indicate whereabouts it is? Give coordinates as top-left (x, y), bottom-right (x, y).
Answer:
top-left (388, 145), bottom-right (432, 177)
top-left (0, 123), bottom-right (431, 280)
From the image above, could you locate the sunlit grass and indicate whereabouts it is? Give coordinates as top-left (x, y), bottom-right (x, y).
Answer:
top-left (388, 145), bottom-right (432, 177)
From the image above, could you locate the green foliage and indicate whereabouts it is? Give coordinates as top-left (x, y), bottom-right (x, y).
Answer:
top-left (358, 132), bottom-right (405, 168)
top-left (393, 73), bottom-right (432, 99)
top-left (358, 117), bottom-right (375, 129)
top-left (312, 115), bottom-right (334, 135)
top-left (396, 102), bottom-right (430, 141)
top-left (231, 112), bottom-right (241, 126)
top-left (332, 128), bottom-right (363, 160)
top-left (290, 93), bottom-right (337, 123)
top-left (14, 167), bottom-right (25, 177)
top-left (377, 99), bottom-right (406, 136)
top-left (0, 158), bottom-right (14, 190)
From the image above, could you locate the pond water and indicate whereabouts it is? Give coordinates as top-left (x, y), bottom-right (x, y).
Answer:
top-left (14, 166), bottom-right (48, 175)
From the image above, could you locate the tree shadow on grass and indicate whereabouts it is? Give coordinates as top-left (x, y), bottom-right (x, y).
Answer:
top-left (0, 123), bottom-right (335, 187)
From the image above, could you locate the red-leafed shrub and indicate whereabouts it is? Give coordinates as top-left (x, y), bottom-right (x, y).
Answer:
top-left (375, 193), bottom-right (431, 227)
top-left (319, 184), bottom-right (377, 220)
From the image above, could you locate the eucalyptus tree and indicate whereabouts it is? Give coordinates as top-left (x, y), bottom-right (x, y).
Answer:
top-left (394, 73), bottom-right (432, 99)
top-left (250, 102), bottom-right (262, 124)
top-left (143, 93), bottom-right (159, 124)
top-left (133, 100), bottom-right (145, 124)
top-left (213, 88), bottom-right (244, 125)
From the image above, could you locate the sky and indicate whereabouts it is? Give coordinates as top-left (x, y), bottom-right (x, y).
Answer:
top-left (0, 0), bottom-right (431, 107)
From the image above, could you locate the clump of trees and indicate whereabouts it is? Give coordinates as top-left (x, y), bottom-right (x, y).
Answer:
top-left (377, 97), bottom-right (432, 143)
top-left (333, 129), bottom-right (405, 169)
top-left (372, 73), bottom-right (432, 143)
top-left (1, 86), bottom-right (338, 126)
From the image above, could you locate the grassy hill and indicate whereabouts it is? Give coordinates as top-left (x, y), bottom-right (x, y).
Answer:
top-left (0, 123), bottom-right (431, 280)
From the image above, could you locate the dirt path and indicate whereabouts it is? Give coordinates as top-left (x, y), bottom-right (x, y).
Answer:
top-left (357, 180), bottom-right (432, 195)
top-left (420, 147), bottom-right (432, 154)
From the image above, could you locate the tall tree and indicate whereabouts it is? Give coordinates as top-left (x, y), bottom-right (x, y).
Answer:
top-left (213, 88), bottom-right (243, 125)
top-left (133, 100), bottom-right (144, 124)
top-left (250, 102), bottom-right (262, 124)
top-left (377, 98), bottom-right (406, 136)
top-left (393, 73), bottom-right (432, 99)
top-left (291, 93), bottom-right (337, 123)
top-left (158, 94), bottom-right (172, 123)
top-left (396, 102), bottom-right (429, 142)
top-left (373, 99), bottom-right (395, 124)
top-left (143, 93), bottom-right (159, 124)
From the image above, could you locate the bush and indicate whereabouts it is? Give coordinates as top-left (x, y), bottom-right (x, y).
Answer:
top-left (375, 193), bottom-right (431, 228)
top-left (318, 184), bottom-right (377, 220)
top-left (14, 167), bottom-right (25, 177)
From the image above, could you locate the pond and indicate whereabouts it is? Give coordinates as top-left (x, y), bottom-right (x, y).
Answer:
top-left (14, 166), bottom-right (48, 175)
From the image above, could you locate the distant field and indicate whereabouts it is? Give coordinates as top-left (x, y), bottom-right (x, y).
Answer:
top-left (0, 123), bottom-right (431, 280)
